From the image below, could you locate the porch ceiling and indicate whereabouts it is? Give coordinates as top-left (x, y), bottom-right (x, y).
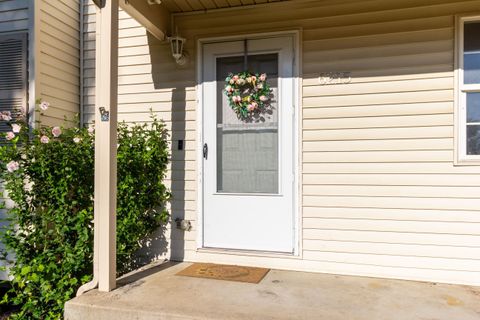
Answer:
top-left (160, 0), bottom-right (289, 13)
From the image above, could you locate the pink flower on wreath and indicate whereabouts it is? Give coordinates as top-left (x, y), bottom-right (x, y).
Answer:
top-left (39, 101), bottom-right (50, 111)
top-left (5, 132), bottom-right (15, 140)
top-left (232, 75), bottom-right (239, 82)
top-left (52, 126), bottom-right (62, 137)
top-left (232, 96), bottom-right (242, 104)
top-left (88, 126), bottom-right (95, 134)
top-left (40, 135), bottom-right (49, 144)
top-left (259, 73), bottom-right (267, 82)
top-left (1, 111), bottom-right (12, 121)
top-left (247, 104), bottom-right (256, 112)
top-left (225, 85), bottom-right (234, 93)
top-left (11, 124), bottom-right (21, 133)
top-left (6, 161), bottom-right (19, 173)
top-left (259, 95), bottom-right (268, 102)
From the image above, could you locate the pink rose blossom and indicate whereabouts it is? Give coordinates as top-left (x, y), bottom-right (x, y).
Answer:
top-left (251, 101), bottom-right (258, 108)
top-left (1, 111), bottom-right (12, 121)
top-left (259, 73), bottom-right (267, 81)
top-left (73, 137), bottom-right (81, 143)
top-left (5, 132), bottom-right (15, 140)
top-left (40, 135), bottom-right (49, 144)
top-left (39, 101), bottom-right (50, 111)
top-left (52, 126), bottom-right (62, 137)
top-left (247, 104), bottom-right (255, 112)
top-left (260, 95), bottom-right (268, 102)
top-left (88, 126), bottom-right (94, 134)
top-left (11, 124), bottom-right (21, 133)
top-left (232, 75), bottom-right (239, 81)
top-left (225, 86), bottom-right (234, 93)
top-left (6, 161), bottom-right (19, 173)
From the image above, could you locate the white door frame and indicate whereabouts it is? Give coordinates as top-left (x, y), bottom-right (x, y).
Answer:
top-left (195, 30), bottom-right (302, 256)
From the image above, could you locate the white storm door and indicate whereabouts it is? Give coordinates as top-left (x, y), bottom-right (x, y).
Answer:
top-left (202, 36), bottom-right (295, 253)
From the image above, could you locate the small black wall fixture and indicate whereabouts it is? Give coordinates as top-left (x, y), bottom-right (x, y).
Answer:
top-left (92, 0), bottom-right (106, 8)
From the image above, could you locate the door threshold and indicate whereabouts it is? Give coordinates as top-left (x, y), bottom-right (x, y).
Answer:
top-left (197, 247), bottom-right (299, 259)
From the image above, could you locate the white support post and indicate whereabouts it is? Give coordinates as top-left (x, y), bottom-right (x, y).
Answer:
top-left (95, 0), bottom-right (118, 292)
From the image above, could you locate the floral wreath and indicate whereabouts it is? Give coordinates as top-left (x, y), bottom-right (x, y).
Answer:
top-left (224, 71), bottom-right (271, 119)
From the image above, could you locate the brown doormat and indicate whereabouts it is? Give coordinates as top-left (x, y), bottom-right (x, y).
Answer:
top-left (176, 263), bottom-right (270, 284)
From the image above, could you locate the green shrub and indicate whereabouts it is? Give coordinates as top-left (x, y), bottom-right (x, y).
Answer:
top-left (0, 102), bottom-right (170, 319)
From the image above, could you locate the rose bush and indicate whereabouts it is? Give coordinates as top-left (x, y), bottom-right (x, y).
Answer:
top-left (0, 102), bottom-right (171, 319)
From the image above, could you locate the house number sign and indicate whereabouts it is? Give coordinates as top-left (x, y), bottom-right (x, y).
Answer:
top-left (318, 72), bottom-right (352, 85)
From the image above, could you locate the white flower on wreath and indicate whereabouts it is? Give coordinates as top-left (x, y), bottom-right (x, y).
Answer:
top-left (232, 96), bottom-right (242, 104)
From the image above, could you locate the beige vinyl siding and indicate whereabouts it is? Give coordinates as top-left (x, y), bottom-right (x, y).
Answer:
top-left (37, 0), bottom-right (81, 126)
top-left (83, 0), bottom-right (480, 285)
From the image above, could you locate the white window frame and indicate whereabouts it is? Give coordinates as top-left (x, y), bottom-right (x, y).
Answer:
top-left (456, 15), bottom-right (480, 164)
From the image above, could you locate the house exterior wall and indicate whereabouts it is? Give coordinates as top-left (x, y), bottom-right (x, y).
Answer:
top-left (35, 0), bottom-right (81, 126)
top-left (83, 0), bottom-right (480, 285)
top-left (0, 0), bottom-right (29, 34)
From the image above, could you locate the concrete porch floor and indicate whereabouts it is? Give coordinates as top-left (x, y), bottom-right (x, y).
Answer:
top-left (65, 262), bottom-right (480, 320)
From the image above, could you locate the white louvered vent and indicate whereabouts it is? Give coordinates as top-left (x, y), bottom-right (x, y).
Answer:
top-left (0, 33), bottom-right (27, 134)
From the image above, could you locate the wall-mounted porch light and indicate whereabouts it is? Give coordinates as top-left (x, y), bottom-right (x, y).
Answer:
top-left (168, 34), bottom-right (187, 66)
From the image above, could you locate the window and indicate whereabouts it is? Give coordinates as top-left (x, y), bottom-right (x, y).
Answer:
top-left (0, 33), bottom-right (28, 134)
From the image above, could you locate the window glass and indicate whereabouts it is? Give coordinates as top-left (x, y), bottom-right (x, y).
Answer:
top-left (216, 54), bottom-right (279, 194)
top-left (466, 92), bottom-right (480, 122)
top-left (467, 125), bottom-right (480, 155)
top-left (464, 22), bottom-right (480, 84)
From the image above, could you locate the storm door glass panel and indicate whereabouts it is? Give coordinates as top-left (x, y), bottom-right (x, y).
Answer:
top-left (464, 22), bottom-right (480, 84)
top-left (216, 54), bottom-right (279, 193)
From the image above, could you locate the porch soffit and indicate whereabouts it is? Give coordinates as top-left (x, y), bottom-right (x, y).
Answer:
top-left (160, 0), bottom-right (289, 13)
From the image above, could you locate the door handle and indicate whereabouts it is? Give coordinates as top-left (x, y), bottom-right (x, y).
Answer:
top-left (203, 143), bottom-right (208, 159)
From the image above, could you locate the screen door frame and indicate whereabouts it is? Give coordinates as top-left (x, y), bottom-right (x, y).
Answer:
top-left (196, 31), bottom-right (302, 256)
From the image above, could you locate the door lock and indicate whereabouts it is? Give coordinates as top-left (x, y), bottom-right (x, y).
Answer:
top-left (203, 143), bottom-right (208, 159)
